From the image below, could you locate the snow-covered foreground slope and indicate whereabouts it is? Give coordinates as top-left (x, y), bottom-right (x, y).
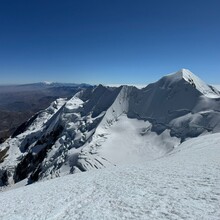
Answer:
top-left (0, 133), bottom-right (220, 220)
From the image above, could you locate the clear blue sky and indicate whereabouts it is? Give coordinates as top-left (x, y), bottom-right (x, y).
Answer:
top-left (0, 0), bottom-right (220, 84)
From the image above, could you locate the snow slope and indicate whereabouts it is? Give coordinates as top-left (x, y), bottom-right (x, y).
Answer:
top-left (0, 133), bottom-right (219, 220)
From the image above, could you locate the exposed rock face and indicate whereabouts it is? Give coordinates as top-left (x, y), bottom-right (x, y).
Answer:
top-left (1, 69), bottom-right (220, 186)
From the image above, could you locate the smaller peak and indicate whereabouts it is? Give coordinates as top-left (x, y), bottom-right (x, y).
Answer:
top-left (97, 84), bottom-right (105, 88)
top-left (92, 84), bottom-right (106, 90)
top-left (95, 84), bottom-right (122, 91)
top-left (93, 84), bottom-right (112, 93)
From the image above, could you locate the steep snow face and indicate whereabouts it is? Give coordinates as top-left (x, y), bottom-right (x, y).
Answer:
top-left (178, 69), bottom-right (220, 98)
top-left (0, 133), bottom-right (219, 220)
top-left (1, 69), bottom-right (220, 186)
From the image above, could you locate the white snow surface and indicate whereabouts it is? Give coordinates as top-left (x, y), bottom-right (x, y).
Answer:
top-left (79, 114), bottom-right (179, 169)
top-left (0, 133), bottom-right (220, 220)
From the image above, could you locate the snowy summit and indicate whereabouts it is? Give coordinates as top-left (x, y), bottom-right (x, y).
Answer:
top-left (169, 69), bottom-right (220, 98)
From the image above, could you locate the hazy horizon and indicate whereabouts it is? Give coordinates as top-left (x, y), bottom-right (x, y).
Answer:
top-left (1, 68), bottom-right (220, 87)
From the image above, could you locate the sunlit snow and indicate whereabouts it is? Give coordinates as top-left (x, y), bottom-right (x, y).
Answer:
top-left (0, 133), bottom-right (219, 219)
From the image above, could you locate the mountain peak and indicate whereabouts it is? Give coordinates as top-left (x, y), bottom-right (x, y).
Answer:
top-left (179, 68), bottom-right (192, 73)
top-left (178, 68), bottom-right (191, 74)
top-left (173, 68), bottom-right (194, 79)
top-left (168, 69), bottom-right (220, 98)
top-left (177, 68), bottom-right (196, 80)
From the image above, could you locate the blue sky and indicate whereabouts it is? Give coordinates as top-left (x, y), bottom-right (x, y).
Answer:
top-left (0, 0), bottom-right (220, 84)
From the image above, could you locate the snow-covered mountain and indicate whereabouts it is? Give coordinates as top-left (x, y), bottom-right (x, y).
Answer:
top-left (1, 69), bottom-right (220, 187)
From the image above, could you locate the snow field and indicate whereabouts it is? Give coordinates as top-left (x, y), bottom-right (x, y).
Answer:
top-left (0, 133), bottom-right (219, 220)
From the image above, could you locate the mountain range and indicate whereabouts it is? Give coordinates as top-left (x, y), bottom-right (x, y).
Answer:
top-left (1, 69), bottom-right (220, 187)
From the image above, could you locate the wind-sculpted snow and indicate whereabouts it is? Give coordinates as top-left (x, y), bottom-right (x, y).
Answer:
top-left (1, 69), bottom-right (220, 186)
top-left (0, 133), bottom-right (219, 220)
